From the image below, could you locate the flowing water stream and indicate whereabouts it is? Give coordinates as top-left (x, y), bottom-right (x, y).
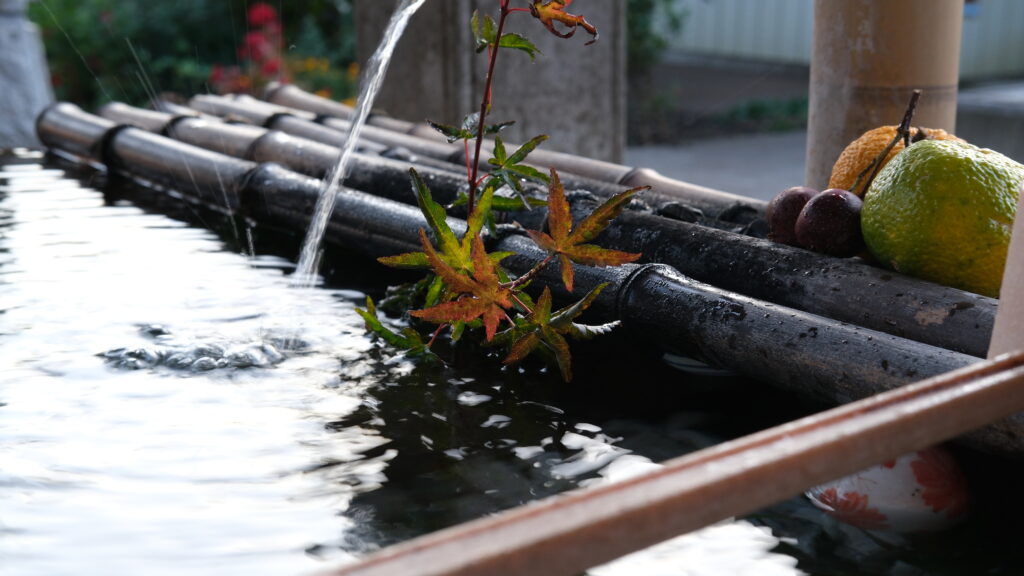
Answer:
top-left (292, 0), bottom-right (427, 287)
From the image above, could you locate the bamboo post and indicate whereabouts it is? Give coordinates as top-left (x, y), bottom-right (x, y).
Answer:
top-left (805, 0), bottom-right (963, 189)
top-left (989, 184), bottom-right (1024, 357)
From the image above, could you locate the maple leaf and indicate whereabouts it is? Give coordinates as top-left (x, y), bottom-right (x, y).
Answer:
top-left (355, 296), bottom-right (437, 361)
top-left (472, 10), bottom-right (542, 60)
top-left (496, 284), bottom-right (616, 381)
top-left (410, 230), bottom-right (513, 341)
top-left (378, 169), bottom-right (498, 275)
top-left (429, 112), bottom-right (513, 144)
top-left (529, 0), bottom-right (599, 45)
top-left (486, 134), bottom-right (551, 208)
top-left (526, 169), bottom-right (645, 292)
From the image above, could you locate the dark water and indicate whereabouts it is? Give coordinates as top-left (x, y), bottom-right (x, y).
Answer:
top-left (2, 150), bottom-right (1023, 576)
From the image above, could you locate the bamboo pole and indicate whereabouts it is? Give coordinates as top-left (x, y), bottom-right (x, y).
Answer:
top-left (196, 91), bottom-right (767, 219)
top-left (98, 101), bottom-right (998, 357)
top-left (317, 351), bottom-right (1024, 576)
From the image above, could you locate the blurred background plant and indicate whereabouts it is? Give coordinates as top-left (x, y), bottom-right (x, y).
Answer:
top-left (28, 0), bottom-right (359, 109)
top-left (29, 0), bottom-right (684, 111)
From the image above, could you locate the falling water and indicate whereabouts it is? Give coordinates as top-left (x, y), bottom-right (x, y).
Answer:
top-left (292, 0), bottom-right (428, 286)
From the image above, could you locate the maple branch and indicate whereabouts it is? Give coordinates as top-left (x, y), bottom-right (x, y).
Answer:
top-left (467, 0), bottom-right (513, 216)
top-left (501, 253), bottom-right (555, 291)
top-left (510, 292), bottom-right (534, 315)
top-left (427, 323), bottom-right (448, 348)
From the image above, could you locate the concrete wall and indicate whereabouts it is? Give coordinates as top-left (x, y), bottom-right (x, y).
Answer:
top-left (354, 1), bottom-right (626, 162)
top-left (0, 0), bottom-right (53, 148)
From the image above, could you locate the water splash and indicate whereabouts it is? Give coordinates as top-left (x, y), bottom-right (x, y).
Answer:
top-left (292, 0), bottom-right (428, 287)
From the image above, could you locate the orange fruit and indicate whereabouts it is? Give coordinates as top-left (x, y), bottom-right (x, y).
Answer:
top-left (861, 139), bottom-right (1024, 297)
top-left (828, 125), bottom-right (961, 195)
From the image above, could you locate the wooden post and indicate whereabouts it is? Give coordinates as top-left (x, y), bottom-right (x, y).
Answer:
top-left (989, 184), bottom-right (1024, 358)
top-left (805, 0), bottom-right (963, 189)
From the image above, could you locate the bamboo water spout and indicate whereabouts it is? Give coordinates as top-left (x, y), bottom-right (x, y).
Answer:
top-left (37, 102), bottom-right (1019, 456)
top-left (97, 101), bottom-right (997, 358)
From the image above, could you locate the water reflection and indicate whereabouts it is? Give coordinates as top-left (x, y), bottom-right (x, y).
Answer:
top-left (0, 158), bottom-right (378, 574)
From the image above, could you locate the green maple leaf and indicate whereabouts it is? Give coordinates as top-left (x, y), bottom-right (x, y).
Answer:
top-left (355, 296), bottom-right (437, 361)
top-left (526, 169), bottom-right (645, 292)
top-left (410, 230), bottom-right (513, 341)
top-left (496, 284), bottom-right (616, 382)
top-left (529, 0), bottom-right (599, 45)
top-left (429, 112), bottom-right (513, 144)
top-left (378, 169), bottom-right (504, 275)
top-left (486, 135), bottom-right (551, 208)
top-left (472, 10), bottom-right (542, 60)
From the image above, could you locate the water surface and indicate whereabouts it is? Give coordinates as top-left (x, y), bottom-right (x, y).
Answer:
top-left (3, 151), bottom-right (1023, 575)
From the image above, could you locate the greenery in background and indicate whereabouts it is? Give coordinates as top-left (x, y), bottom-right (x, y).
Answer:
top-left (720, 97), bottom-right (809, 133)
top-left (28, 0), bottom-right (358, 108)
top-left (627, 0), bottom-right (686, 77)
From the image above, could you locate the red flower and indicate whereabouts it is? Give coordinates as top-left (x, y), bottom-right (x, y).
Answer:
top-left (247, 2), bottom-right (279, 27)
top-left (813, 487), bottom-right (890, 531)
top-left (239, 30), bottom-right (273, 63)
top-left (260, 58), bottom-right (282, 77)
top-left (910, 448), bottom-right (971, 518)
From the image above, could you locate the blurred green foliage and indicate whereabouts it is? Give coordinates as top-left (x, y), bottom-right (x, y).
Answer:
top-left (627, 0), bottom-right (686, 77)
top-left (29, 0), bottom-right (683, 109)
top-left (28, 0), bottom-right (357, 108)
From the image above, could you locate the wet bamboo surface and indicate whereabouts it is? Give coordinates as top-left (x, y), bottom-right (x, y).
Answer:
top-left (97, 101), bottom-right (997, 357)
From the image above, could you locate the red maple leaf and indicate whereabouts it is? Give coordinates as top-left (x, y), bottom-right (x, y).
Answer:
top-left (410, 230), bottom-right (513, 341)
top-left (527, 169), bottom-right (642, 292)
top-left (529, 0), bottom-right (599, 45)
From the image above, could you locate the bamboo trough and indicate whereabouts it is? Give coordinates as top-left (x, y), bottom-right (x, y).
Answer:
top-left (96, 100), bottom-right (996, 358)
top-left (36, 101), bottom-right (1024, 457)
top-left (34, 97), bottom-right (1024, 575)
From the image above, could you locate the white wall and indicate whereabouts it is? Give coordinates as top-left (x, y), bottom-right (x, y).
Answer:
top-left (667, 0), bottom-right (1024, 80)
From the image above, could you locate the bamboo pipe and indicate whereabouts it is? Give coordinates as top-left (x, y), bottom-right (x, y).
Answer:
top-left (318, 351), bottom-right (1024, 576)
top-left (206, 90), bottom-right (767, 220)
top-left (265, 81), bottom-right (730, 208)
top-left (99, 102), bottom-right (997, 358)
top-left (36, 103), bottom-right (1004, 452)
top-left (98, 101), bottom-right (996, 357)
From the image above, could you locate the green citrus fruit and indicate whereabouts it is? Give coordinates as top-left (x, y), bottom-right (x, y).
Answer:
top-left (861, 139), bottom-right (1024, 297)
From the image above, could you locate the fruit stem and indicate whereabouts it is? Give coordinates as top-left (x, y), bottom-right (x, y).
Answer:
top-left (849, 89), bottom-right (922, 198)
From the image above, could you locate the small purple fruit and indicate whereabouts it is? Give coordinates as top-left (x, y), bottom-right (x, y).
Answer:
top-left (766, 186), bottom-right (818, 246)
top-left (795, 188), bottom-right (865, 257)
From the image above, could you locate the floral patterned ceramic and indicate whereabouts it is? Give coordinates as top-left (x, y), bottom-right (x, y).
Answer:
top-left (806, 446), bottom-right (971, 533)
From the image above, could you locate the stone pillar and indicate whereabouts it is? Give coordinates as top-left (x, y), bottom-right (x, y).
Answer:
top-left (354, 1), bottom-right (626, 163)
top-left (0, 0), bottom-right (53, 148)
top-left (805, 0), bottom-right (963, 189)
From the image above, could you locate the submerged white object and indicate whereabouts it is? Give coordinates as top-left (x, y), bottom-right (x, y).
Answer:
top-left (806, 446), bottom-right (971, 533)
